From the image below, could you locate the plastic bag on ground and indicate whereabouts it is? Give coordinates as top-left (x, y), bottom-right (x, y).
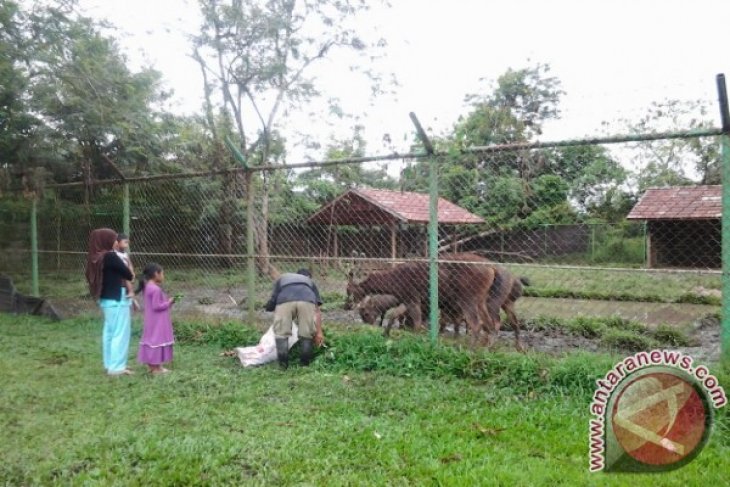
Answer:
top-left (235, 324), bottom-right (298, 367)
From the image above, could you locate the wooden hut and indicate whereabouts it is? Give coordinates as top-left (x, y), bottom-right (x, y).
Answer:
top-left (627, 185), bottom-right (721, 269)
top-left (306, 188), bottom-right (484, 261)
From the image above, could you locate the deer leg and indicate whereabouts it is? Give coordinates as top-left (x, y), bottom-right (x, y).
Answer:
top-left (477, 301), bottom-right (498, 348)
top-left (503, 302), bottom-right (524, 353)
top-left (486, 297), bottom-right (503, 334)
top-left (407, 301), bottom-right (424, 332)
top-left (463, 307), bottom-right (483, 349)
top-left (378, 310), bottom-right (387, 329)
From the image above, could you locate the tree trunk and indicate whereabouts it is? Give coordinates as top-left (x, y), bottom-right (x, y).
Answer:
top-left (257, 177), bottom-right (274, 277)
top-left (218, 171), bottom-right (234, 268)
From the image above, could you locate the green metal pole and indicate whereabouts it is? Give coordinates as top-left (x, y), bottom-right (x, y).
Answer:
top-left (591, 225), bottom-right (596, 263)
top-left (223, 136), bottom-right (255, 323)
top-left (409, 112), bottom-right (439, 343)
top-left (718, 73), bottom-right (730, 371)
top-left (428, 156), bottom-right (439, 344)
top-left (246, 171), bottom-right (256, 324)
top-left (722, 132), bottom-right (730, 371)
top-left (123, 183), bottom-right (130, 237)
top-left (31, 196), bottom-right (39, 297)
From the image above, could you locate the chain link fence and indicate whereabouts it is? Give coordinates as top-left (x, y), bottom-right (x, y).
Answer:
top-left (0, 118), bottom-right (726, 358)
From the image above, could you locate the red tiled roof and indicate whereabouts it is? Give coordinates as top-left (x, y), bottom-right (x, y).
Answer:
top-left (307, 188), bottom-right (484, 225)
top-left (627, 185), bottom-right (721, 220)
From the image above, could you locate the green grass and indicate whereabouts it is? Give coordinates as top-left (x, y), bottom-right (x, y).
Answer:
top-left (523, 316), bottom-right (695, 349)
top-left (1, 314), bottom-right (728, 486)
top-left (523, 287), bottom-right (721, 306)
top-left (4, 258), bottom-right (721, 310)
top-left (30, 264), bottom-right (723, 302)
top-left (512, 264), bottom-right (721, 304)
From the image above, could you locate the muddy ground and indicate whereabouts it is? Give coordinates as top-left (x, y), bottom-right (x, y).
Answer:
top-left (47, 292), bottom-right (722, 364)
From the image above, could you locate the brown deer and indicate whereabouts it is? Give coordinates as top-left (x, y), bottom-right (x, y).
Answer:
top-left (346, 255), bottom-right (497, 347)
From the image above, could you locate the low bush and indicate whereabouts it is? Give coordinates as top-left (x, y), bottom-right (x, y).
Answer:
top-left (601, 330), bottom-right (658, 352)
top-left (523, 315), bottom-right (692, 349)
top-left (523, 287), bottom-right (719, 305)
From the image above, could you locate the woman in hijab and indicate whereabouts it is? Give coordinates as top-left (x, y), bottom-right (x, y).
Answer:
top-left (85, 228), bottom-right (134, 376)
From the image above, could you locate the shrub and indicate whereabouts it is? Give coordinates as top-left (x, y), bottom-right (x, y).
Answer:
top-left (175, 321), bottom-right (260, 347)
top-left (677, 293), bottom-right (721, 306)
top-left (650, 324), bottom-right (693, 347)
top-left (601, 330), bottom-right (657, 352)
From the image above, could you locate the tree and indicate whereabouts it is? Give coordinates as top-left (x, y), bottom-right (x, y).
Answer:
top-left (192, 0), bottom-right (388, 276)
top-left (458, 63), bottom-right (564, 148)
top-left (0, 1), bottom-right (37, 180)
top-left (295, 128), bottom-right (396, 205)
top-left (623, 99), bottom-right (720, 190)
top-left (543, 145), bottom-right (627, 214)
top-left (0, 0), bottom-right (173, 188)
top-left (399, 64), bottom-right (634, 227)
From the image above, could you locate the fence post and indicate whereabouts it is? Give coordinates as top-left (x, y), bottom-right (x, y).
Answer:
top-left (31, 195), bottom-right (39, 297)
top-left (246, 171), bottom-right (256, 324)
top-left (224, 137), bottom-right (257, 324)
top-left (409, 112), bottom-right (439, 344)
top-left (123, 183), bottom-right (130, 237)
top-left (428, 156), bottom-right (439, 343)
top-left (590, 225), bottom-right (596, 262)
top-left (717, 73), bottom-right (730, 370)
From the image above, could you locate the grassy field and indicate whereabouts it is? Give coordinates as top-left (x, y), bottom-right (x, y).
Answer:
top-left (5, 260), bottom-right (722, 304)
top-left (1, 314), bottom-right (728, 486)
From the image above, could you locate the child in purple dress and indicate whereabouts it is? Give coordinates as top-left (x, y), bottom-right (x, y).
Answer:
top-left (136, 263), bottom-right (177, 374)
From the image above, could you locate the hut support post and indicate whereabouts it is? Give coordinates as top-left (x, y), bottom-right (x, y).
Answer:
top-left (390, 222), bottom-right (397, 263)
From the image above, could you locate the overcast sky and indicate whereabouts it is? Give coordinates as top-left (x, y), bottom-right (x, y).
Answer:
top-left (77, 0), bottom-right (730, 162)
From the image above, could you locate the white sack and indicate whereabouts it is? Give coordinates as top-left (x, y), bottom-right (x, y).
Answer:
top-left (235, 324), bottom-right (298, 367)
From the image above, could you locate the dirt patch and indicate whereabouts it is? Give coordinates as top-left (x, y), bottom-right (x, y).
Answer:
top-left (676, 314), bottom-right (721, 364)
top-left (42, 291), bottom-right (722, 363)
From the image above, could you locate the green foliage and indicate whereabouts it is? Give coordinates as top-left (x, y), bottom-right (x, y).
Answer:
top-left (627, 99), bottom-right (721, 189)
top-left (477, 173), bottom-right (526, 225)
top-left (524, 315), bottom-right (692, 351)
top-left (399, 63), bottom-right (634, 228)
top-left (523, 286), bottom-right (719, 306)
top-left (601, 329), bottom-right (658, 352)
top-left (175, 320), bottom-right (261, 347)
top-left (316, 327), bottom-right (612, 394)
top-left (588, 223), bottom-right (646, 264)
top-left (0, 1), bottom-right (177, 185)
top-left (677, 293), bottom-right (722, 306)
top-left (651, 324), bottom-right (694, 347)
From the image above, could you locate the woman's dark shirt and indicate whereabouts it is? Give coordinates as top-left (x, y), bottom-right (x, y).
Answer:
top-left (100, 252), bottom-right (133, 301)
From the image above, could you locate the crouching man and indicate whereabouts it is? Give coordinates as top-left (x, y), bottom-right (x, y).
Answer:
top-left (264, 268), bottom-right (324, 369)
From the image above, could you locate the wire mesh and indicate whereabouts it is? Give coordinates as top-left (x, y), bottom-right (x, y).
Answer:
top-left (0, 132), bottom-right (722, 350)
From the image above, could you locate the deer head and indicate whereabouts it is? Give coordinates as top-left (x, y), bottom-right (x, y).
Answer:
top-left (344, 270), bottom-right (366, 310)
top-left (356, 295), bottom-right (379, 324)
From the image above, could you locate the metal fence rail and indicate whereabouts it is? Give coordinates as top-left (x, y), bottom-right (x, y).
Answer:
top-left (1, 79), bottom-right (729, 367)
